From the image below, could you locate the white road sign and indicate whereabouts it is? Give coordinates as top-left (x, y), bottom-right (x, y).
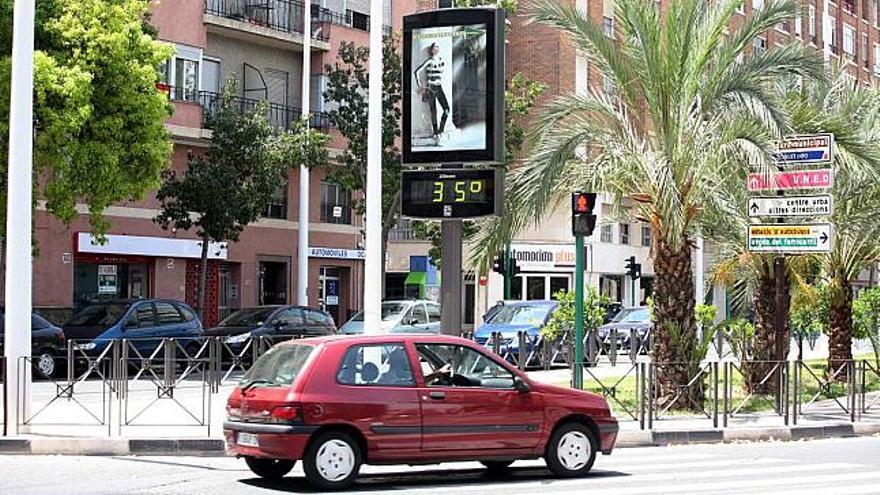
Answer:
top-left (748, 195), bottom-right (833, 218)
top-left (748, 224), bottom-right (833, 253)
top-left (773, 133), bottom-right (834, 165)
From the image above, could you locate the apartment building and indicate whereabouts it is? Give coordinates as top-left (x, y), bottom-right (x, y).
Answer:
top-left (30, 0), bottom-right (416, 326)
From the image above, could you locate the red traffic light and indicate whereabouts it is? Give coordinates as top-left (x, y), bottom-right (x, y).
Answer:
top-left (572, 192), bottom-right (596, 215)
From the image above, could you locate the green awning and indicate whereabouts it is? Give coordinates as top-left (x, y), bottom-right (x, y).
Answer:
top-left (405, 271), bottom-right (427, 286)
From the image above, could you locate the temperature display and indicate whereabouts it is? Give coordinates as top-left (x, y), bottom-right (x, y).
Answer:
top-left (401, 168), bottom-right (499, 219)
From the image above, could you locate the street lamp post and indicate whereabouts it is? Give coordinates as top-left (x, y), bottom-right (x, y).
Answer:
top-left (362, 0), bottom-right (384, 333)
top-left (297, 0), bottom-right (312, 307)
top-left (4, 0), bottom-right (36, 436)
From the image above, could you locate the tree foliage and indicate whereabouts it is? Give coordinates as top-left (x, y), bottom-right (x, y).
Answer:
top-left (853, 287), bottom-right (880, 368)
top-left (155, 86), bottom-right (328, 314)
top-left (0, 0), bottom-right (174, 237)
top-left (321, 34), bottom-right (402, 240)
top-left (542, 288), bottom-right (609, 341)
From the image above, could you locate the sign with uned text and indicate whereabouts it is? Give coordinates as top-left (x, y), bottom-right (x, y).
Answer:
top-left (747, 169), bottom-right (833, 192)
top-left (748, 194), bottom-right (833, 218)
top-left (773, 133), bottom-right (834, 165)
top-left (748, 224), bottom-right (833, 253)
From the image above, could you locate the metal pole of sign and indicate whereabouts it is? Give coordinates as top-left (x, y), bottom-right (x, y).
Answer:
top-left (296, 0), bottom-right (312, 307)
top-left (440, 187), bottom-right (463, 336)
top-left (573, 233), bottom-right (585, 390)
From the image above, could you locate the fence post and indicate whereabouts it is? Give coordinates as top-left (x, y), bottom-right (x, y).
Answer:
top-left (783, 360), bottom-right (789, 426)
top-left (860, 360), bottom-right (866, 418)
top-left (492, 331), bottom-right (501, 356)
top-left (637, 361), bottom-right (645, 430)
top-left (646, 362), bottom-right (654, 430)
top-left (849, 360), bottom-right (857, 423)
top-left (712, 361), bottom-right (719, 428)
top-left (722, 361), bottom-right (729, 428)
top-left (518, 331), bottom-right (527, 371)
top-left (792, 360), bottom-right (800, 425)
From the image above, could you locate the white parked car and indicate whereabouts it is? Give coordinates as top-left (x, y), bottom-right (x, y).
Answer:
top-left (339, 300), bottom-right (441, 334)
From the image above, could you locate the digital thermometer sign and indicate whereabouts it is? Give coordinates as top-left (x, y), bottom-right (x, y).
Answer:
top-left (401, 168), bottom-right (500, 219)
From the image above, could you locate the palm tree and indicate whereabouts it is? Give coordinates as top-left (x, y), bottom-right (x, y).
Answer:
top-left (472, 0), bottom-right (821, 408)
top-left (709, 68), bottom-right (880, 384)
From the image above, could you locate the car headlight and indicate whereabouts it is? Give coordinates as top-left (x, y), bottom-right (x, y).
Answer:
top-left (225, 332), bottom-right (252, 344)
top-left (73, 342), bottom-right (97, 351)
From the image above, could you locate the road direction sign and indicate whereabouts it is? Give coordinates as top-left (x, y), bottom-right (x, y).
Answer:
top-left (748, 224), bottom-right (833, 253)
top-left (773, 133), bottom-right (834, 165)
top-left (748, 194), bottom-right (833, 218)
top-left (747, 169), bottom-right (833, 191)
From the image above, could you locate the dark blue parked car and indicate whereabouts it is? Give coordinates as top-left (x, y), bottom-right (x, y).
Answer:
top-left (473, 300), bottom-right (558, 360)
top-left (62, 299), bottom-right (203, 356)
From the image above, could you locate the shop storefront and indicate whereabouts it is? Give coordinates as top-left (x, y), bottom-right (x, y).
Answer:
top-left (308, 246), bottom-right (364, 325)
top-left (493, 244), bottom-right (580, 302)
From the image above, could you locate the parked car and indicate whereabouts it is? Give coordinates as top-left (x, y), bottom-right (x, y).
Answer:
top-left (62, 299), bottom-right (202, 356)
top-left (339, 300), bottom-right (441, 334)
top-left (205, 306), bottom-right (336, 350)
top-left (224, 334), bottom-right (618, 490)
top-left (0, 310), bottom-right (65, 379)
top-left (597, 306), bottom-right (652, 351)
top-left (473, 300), bottom-right (558, 359)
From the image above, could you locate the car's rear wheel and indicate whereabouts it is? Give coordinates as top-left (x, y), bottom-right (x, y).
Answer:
top-left (34, 350), bottom-right (57, 380)
top-left (244, 457), bottom-right (295, 480)
top-left (303, 431), bottom-right (361, 491)
top-left (545, 422), bottom-right (597, 478)
top-left (481, 460), bottom-right (514, 474)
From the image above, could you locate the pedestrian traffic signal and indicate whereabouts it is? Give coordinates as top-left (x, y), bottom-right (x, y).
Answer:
top-left (572, 192), bottom-right (598, 237)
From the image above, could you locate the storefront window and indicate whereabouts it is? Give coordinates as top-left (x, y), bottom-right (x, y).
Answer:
top-left (549, 277), bottom-right (569, 299)
top-left (526, 276), bottom-right (546, 300)
top-left (74, 261), bottom-right (150, 309)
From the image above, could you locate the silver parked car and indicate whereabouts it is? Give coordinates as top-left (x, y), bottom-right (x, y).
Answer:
top-left (339, 300), bottom-right (442, 334)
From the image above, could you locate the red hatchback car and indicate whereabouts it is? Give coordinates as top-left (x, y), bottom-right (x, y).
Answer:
top-left (224, 335), bottom-right (618, 490)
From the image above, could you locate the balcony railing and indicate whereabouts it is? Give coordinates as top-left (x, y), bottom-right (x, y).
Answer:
top-left (198, 91), bottom-right (330, 132)
top-left (204, 0), bottom-right (329, 42)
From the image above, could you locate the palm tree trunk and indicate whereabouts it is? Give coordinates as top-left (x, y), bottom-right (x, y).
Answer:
top-left (745, 266), bottom-right (790, 394)
top-left (197, 234), bottom-right (210, 320)
top-left (828, 279), bottom-right (853, 380)
top-left (652, 239), bottom-right (702, 411)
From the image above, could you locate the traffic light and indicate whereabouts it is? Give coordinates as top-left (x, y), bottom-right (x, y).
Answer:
top-left (492, 252), bottom-right (505, 275)
top-left (625, 256), bottom-right (642, 279)
top-left (572, 192), bottom-right (597, 236)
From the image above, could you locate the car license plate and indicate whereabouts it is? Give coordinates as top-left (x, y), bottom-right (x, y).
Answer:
top-left (237, 432), bottom-right (259, 448)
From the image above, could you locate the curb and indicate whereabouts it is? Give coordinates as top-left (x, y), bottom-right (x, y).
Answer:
top-left (616, 422), bottom-right (875, 448)
top-left (1, 424), bottom-right (877, 456)
top-left (0, 438), bottom-right (226, 456)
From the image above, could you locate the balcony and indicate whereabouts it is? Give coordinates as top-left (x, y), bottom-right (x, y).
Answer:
top-left (196, 90), bottom-right (330, 133)
top-left (204, 0), bottom-right (330, 47)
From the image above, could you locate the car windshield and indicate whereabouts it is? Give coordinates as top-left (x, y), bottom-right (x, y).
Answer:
top-left (219, 307), bottom-right (277, 327)
top-left (489, 304), bottom-right (553, 326)
top-left (612, 308), bottom-right (651, 323)
top-left (67, 303), bottom-right (130, 327)
top-left (241, 344), bottom-right (314, 388)
top-left (350, 302), bottom-right (409, 322)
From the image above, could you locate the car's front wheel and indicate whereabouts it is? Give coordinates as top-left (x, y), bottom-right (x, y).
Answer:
top-left (244, 457), bottom-right (295, 480)
top-left (545, 422), bottom-right (598, 478)
top-left (303, 431), bottom-right (362, 491)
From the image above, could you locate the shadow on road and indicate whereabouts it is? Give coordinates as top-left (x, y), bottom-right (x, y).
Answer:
top-left (240, 466), bottom-right (630, 493)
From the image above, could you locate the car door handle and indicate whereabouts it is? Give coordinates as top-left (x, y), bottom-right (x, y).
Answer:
top-left (428, 391), bottom-right (446, 400)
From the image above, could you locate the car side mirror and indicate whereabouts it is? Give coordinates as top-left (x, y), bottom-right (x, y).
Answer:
top-left (513, 376), bottom-right (531, 394)
top-left (123, 316), bottom-right (137, 330)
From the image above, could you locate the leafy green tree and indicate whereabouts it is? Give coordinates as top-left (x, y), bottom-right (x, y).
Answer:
top-left (0, 0), bottom-right (173, 237)
top-left (542, 288), bottom-right (609, 341)
top-left (321, 35), bottom-right (402, 269)
top-left (853, 287), bottom-right (880, 369)
top-left (155, 87), bottom-right (329, 318)
top-left (473, 0), bottom-right (821, 408)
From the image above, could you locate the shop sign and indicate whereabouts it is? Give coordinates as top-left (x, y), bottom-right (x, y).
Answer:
top-left (308, 247), bottom-right (366, 260)
top-left (77, 233), bottom-right (228, 260)
top-left (98, 264), bottom-right (118, 294)
top-left (510, 244), bottom-right (578, 272)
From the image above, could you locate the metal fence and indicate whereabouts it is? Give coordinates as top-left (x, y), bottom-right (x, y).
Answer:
top-left (3, 333), bottom-right (878, 437)
top-left (204, 0), bottom-right (329, 42)
top-left (198, 91), bottom-right (331, 132)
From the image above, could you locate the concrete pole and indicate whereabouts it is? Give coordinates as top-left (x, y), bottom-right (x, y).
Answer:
top-left (297, 0), bottom-right (312, 306)
top-left (695, 235), bottom-right (705, 305)
top-left (363, 0), bottom-right (384, 333)
top-left (4, 0), bottom-right (35, 436)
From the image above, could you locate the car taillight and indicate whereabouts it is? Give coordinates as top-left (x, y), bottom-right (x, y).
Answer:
top-left (269, 405), bottom-right (303, 424)
top-left (226, 399), bottom-right (242, 420)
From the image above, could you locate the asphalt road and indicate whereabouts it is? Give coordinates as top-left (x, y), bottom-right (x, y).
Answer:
top-left (1, 437), bottom-right (878, 494)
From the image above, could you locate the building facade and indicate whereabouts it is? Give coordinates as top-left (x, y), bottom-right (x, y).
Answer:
top-left (27, 0), bottom-right (417, 327)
